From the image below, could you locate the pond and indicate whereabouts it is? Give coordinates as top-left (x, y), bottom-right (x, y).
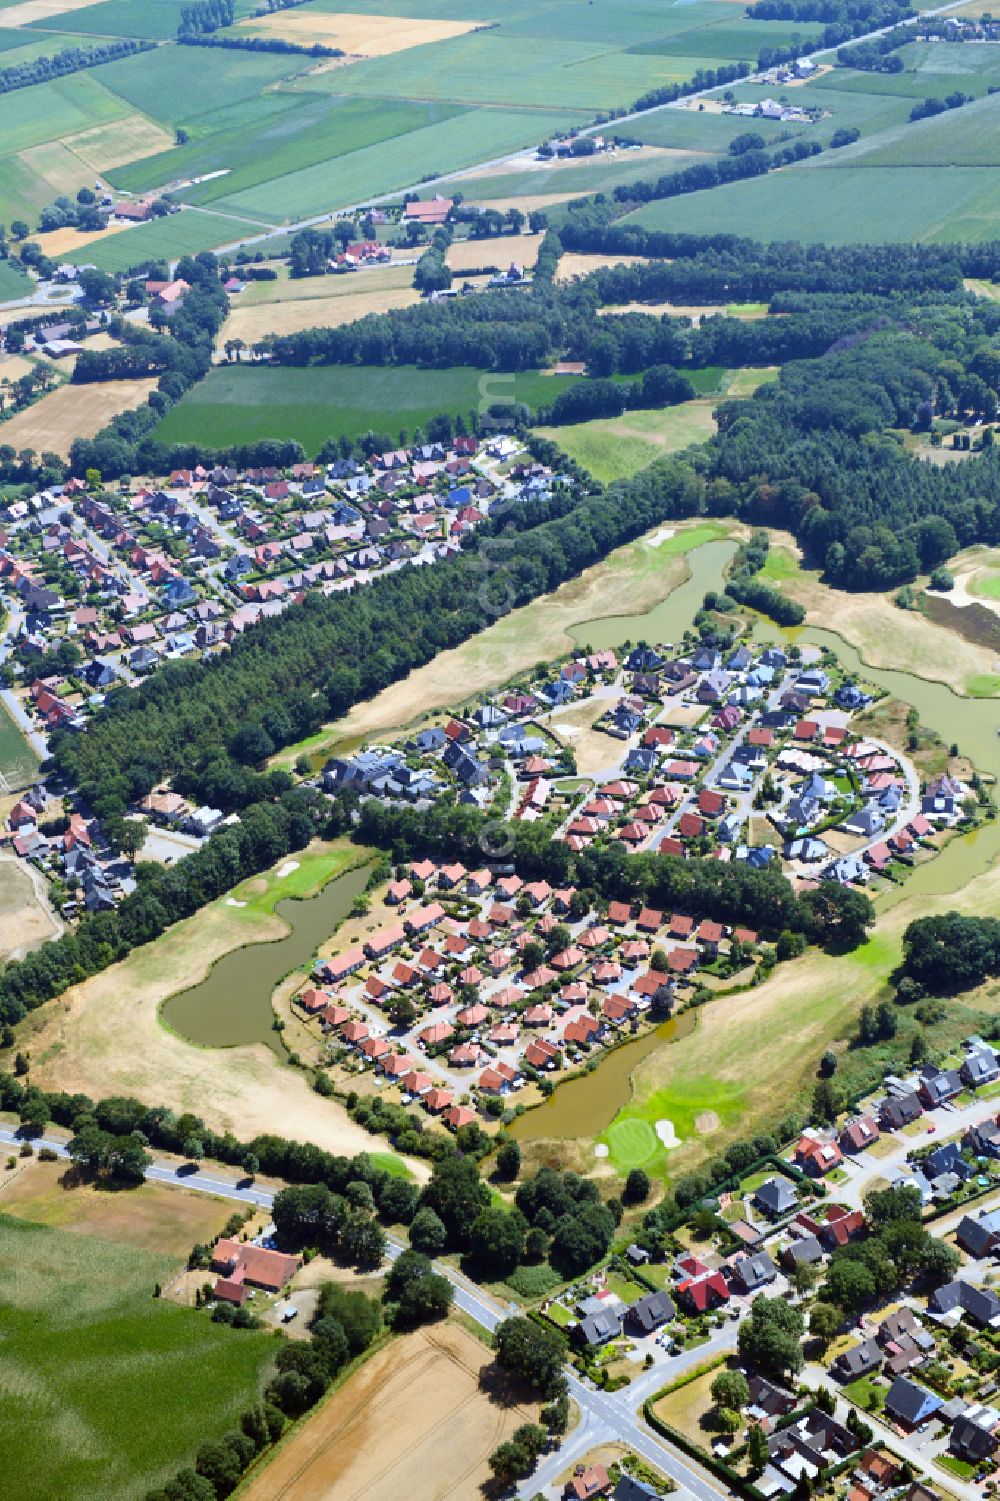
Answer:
top-left (511, 1011), bottom-right (697, 1142)
top-left (568, 539), bottom-right (738, 652)
top-left (160, 863), bottom-right (370, 1055)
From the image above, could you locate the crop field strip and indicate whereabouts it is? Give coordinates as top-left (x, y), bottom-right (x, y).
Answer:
top-left (0, 1212), bottom-right (275, 1501)
top-left (624, 39), bottom-right (1000, 244)
top-left (152, 362), bottom-right (574, 451)
top-left (0, 0), bottom-right (902, 258)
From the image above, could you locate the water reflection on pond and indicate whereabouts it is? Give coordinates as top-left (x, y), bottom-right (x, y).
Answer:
top-left (161, 864), bottom-right (370, 1055)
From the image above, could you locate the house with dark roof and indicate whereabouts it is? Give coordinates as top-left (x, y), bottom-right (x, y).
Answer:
top-left (731, 1251), bottom-right (777, 1294)
top-left (832, 1338), bottom-right (883, 1383)
top-left (782, 1234), bottom-right (823, 1272)
top-left (929, 1279), bottom-right (1000, 1327)
top-left (879, 1092), bottom-right (922, 1130)
top-left (962, 1045), bottom-right (1000, 1089)
top-left (951, 1405), bottom-right (1000, 1462)
top-left (754, 1177), bottom-right (797, 1219)
top-left (966, 1118), bottom-right (1000, 1158)
top-left (885, 1376), bottom-right (943, 1429)
top-left (572, 1306), bottom-right (623, 1348)
top-left (626, 1290), bottom-right (675, 1334)
top-left (918, 1064), bottom-right (962, 1109)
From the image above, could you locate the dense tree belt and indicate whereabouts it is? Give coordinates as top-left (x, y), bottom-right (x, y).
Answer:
top-left (0, 38), bottom-right (153, 95)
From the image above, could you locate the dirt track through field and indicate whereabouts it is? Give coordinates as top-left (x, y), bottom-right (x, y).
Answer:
top-left (238, 1324), bottom-right (537, 1501)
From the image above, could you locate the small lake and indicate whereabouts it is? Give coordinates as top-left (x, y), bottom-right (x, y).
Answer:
top-left (568, 539), bottom-right (738, 651)
top-left (511, 1011), bottom-right (697, 1142)
top-left (160, 863), bottom-right (370, 1055)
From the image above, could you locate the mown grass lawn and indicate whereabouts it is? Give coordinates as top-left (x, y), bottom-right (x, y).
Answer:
top-left (0, 1212), bottom-right (276, 1501)
top-left (844, 1374), bottom-right (886, 1413)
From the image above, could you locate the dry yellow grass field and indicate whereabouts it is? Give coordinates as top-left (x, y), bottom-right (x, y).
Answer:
top-left (19, 892), bottom-right (391, 1162)
top-left (220, 279), bottom-right (420, 346)
top-left (0, 0), bottom-right (106, 21)
top-left (0, 378), bottom-right (157, 458)
top-left (466, 191), bottom-right (579, 214)
top-left (239, 1323), bottom-right (538, 1501)
top-left (598, 301), bottom-right (724, 320)
top-left (768, 533), bottom-right (998, 692)
top-left (546, 698), bottom-right (620, 775)
top-left (447, 231), bottom-right (540, 272)
top-left (0, 1157), bottom-right (234, 1259)
top-left (33, 221), bottom-right (135, 259)
top-left (555, 252), bottom-right (650, 282)
top-left (239, 10), bottom-right (481, 55)
top-left (0, 856), bottom-right (61, 959)
top-left (70, 115), bottom-right (174, 173)
top-left (0, 351), bottom-right (38, 384)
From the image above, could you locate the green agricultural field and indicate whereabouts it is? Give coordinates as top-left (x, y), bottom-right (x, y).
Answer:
top-left (0, 259), bottom-right (32, 302)
top-left (92, 40), bottom-right (311, 127)
top-left (633, 19), bottom-right (825, 59)
top-left (628, 161), bottom-right (1000, 244)
top-left (154, 362), bottom-right (572, 451)
top-left (0, 1211), bottom-right (275, 1501)
top-left (0, 71), bottom-right (128, 159)
top-left (624, 106), bottom-right (804, 151)
top-left (447, 149), bottom-right (717, 206)
top-left (204, 106), bottom-right (571, 224)
top-left (29, 0), bottom-right (240, 38)
top-left (815, 38), bottom-right (1000, 96)
top-left (0, 698), bottom-right (39, 788)
top-left (64, 208), bottom-right (260, 271)
top-left (826, 93), bottom-right (1000, 167)
top-left (311, 30), bottom-right (722, 113)
top-left (116, 94), bottom-right (462, 203)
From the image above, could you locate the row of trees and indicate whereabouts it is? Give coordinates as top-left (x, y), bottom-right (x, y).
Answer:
top-left (0, 1068), bottom-right (429, 1215)
top-left (147, 1280), bottom-right (387, 1500)
top-left (0, 37), bottom-right (152, 95)
top-left (177, 0), bottom-right (234, 37)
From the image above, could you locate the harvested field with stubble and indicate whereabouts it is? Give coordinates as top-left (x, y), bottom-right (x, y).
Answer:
top-left (555, 251), bottom-right (650, 281)
top-left (222, 285), bottom-right (420, 344)
top-left (32, 219), bottom-right (135, 259)
top-left (238, 1322), bottom-right (539, 1501)
top-left (239, 10), bottom-right (483, 57)
top-left (0, 377), bottom-right (157, 458)
top-left (447, 230), bottom-right (540, 272)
